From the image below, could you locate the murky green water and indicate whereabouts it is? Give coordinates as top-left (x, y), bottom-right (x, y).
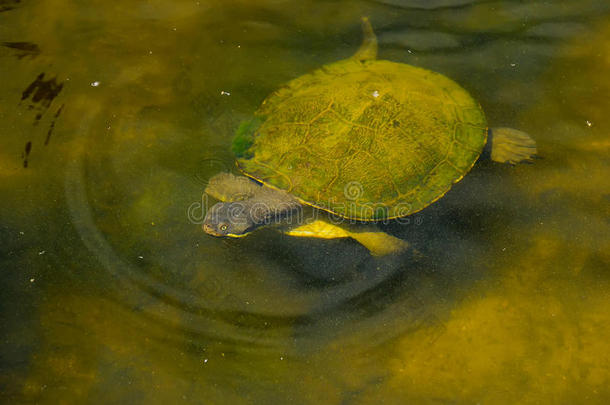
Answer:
top-left (1, 1), bottom-right (609, 403)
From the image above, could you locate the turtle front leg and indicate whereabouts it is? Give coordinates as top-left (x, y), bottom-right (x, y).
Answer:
top-left (286, 220), bottom-right (409, 256)
top-left (488, 127), bottom-right (537, 164)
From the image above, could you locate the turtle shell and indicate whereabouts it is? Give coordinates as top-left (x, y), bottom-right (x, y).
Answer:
top-left (235, 58), bottom-right (487, 220)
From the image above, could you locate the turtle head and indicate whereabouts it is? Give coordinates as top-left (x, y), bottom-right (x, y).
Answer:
top-left (203, 201), bottom-right (255, 237)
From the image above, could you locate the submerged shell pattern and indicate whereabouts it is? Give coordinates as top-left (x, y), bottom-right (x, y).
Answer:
top-left (237, 58), bottom-right (487, 220)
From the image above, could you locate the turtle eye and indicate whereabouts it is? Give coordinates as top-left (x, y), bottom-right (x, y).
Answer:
top-left (219, 224), bottom-right (228, 232)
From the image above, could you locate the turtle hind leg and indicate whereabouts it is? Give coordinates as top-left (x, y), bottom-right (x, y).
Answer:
top-left (351, 17), bottom-right (378, 62)
top-left (488, 127), bottom-right (537, 164)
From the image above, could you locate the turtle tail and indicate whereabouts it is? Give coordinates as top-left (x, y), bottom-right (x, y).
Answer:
top-left (351, 17), bottom-right (378, 62)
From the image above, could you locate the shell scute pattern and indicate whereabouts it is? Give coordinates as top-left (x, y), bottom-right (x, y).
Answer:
top-left (238, 60), bottom-right (487, 220)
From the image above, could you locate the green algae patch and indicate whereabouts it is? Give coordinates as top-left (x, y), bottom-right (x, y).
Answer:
top-left (232, 116), bottom-right (265, 159)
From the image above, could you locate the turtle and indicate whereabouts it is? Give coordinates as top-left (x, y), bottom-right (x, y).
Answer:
top-left (202, 17), bottom-right (537, 256)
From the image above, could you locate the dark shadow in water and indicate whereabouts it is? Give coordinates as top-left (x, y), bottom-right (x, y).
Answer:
top-left (20, 73), bottom-right (64, 119)
top-left (1, 41), bottom-right (40, 59)
top-left (16, 73), bottom-right (65, 167)
top-left (0, 0), bottom-right (21, 13)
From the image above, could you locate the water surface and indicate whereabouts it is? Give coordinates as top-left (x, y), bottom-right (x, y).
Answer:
top-left (1, 0), bottom-right (609, 403)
